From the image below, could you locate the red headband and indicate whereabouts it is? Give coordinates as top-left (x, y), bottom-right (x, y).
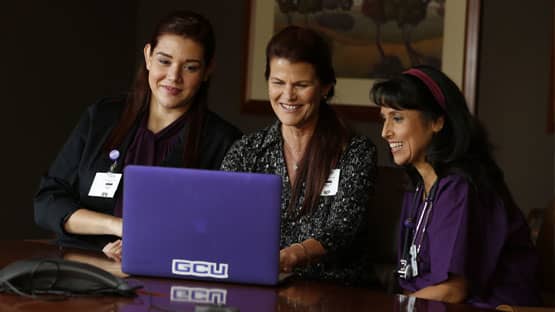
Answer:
top-left (403, 68), bottom-right (446, 110)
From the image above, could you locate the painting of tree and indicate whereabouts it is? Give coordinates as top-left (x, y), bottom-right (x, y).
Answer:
top-left (274, 0), bottom-right (445, 79)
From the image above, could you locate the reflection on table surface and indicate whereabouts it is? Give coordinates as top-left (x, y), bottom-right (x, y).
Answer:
top-left (0, 240), bottom-right (493, 312)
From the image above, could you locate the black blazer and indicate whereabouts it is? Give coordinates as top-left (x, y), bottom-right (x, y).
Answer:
top-left (34, 97), bottom-right (242, 250)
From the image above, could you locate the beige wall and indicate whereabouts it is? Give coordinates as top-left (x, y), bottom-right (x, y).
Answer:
top-left (477, 0), bottom-right (553, 214)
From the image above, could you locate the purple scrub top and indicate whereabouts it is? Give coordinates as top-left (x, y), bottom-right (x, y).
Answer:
top-left (398, 174), bottom-right (541, 308)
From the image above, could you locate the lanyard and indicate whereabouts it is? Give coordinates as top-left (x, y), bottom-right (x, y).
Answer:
top-left (400, 184), bottom-right (420, 262)
top-left (398, 180), bottom-right (439, 279)
top-left (108, 149), bottom-right (120, 173)
top-left (401, 180), bottom-right (439, 261)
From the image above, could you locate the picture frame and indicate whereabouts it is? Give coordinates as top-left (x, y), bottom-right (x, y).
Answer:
top-left (548, 1), bottom-right (554, 133)
top-left (241, 0), bottom-right (482, 121)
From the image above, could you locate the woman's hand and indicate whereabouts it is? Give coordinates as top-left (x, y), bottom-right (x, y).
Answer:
top-left (102, 239), bottom-right (122, 262)
top-left (280, 242), bottom-right (315, 272)
top-left (280, 239), bottom-right (326, 273)
top-left (409, 275), bottom-right (468, 303)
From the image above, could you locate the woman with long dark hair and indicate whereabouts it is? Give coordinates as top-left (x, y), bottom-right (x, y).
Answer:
top-left (34, 10), bottom-right (242, 257)
top-left (221, 26), bottom-right (377, 286)
top-left (371, 65), bottom-right (540, 307)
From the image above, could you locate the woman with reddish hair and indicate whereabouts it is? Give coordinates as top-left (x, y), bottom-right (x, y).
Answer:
top-left (222, 26), bottom-right (377, 286)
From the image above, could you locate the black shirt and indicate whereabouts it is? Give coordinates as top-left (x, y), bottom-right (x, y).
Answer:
top-left (34, 97), bottom-right (242, 251)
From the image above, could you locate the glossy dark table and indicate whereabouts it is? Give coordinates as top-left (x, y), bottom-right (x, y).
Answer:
top-left (0, 240), bottom-right (494, 312)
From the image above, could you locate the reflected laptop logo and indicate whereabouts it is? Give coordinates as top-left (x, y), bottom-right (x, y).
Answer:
top-left (170, 286), bottom-right (227, 305)
top-left (172, 259), bottom-right (229, 279)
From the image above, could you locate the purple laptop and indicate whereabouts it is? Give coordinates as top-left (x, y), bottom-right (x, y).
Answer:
top-left (121, 165), bottom-right (282, 285)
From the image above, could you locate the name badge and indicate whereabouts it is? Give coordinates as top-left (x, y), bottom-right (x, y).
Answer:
top-left (409, 244), bottom-right (419, 277)
top-left (321, 169), bottom-right (340, 196)
top-left (88, 172), bottom-right (122, 198)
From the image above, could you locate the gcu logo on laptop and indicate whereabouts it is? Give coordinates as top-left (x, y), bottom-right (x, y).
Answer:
top-left (172, 259), bottom-right (229, 279)
top-left (170, 286), bottom-right (227, 304)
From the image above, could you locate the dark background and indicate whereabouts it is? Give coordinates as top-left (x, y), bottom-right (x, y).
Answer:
top-left (1, 0), bottom-right (552, 239)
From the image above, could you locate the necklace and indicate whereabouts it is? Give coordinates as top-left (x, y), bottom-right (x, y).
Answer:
top-left (283, 140), bottom-right (303, 171)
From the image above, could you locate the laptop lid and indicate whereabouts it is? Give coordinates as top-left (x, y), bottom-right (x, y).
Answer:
top-left (121, 165), bottom-right (282, 285)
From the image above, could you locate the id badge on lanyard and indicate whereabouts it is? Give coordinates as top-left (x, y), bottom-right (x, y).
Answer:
top-left (398, 181), bottom-right (439, 280)
top-left (88, 149), bottom-right (122, 198)
top-left (409, 244), bottom-right (419, 277)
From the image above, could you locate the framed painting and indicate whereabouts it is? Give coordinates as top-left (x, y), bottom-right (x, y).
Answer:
top-left (241, 0), bottom-right (481, 120)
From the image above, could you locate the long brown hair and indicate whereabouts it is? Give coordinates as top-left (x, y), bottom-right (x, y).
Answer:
top-left (104, 10), bottom-right (215, 168)
top-left (265, 26), bottom-right (352, 216)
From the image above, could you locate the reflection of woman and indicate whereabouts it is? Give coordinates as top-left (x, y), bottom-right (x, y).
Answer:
top-left (371, 65), bottom-right (540, 307)
top-left (221, 26), bottom-right (377, 286)
top-left (34, 10), bottom-right (242, 254)
top-left (278, 281), bottom-right (324, 311)
top-left (395, 295), bottom-right (447, 312)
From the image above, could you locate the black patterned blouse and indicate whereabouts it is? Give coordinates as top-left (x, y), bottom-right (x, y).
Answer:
top-left (221, 121), bottom-right (377, 286)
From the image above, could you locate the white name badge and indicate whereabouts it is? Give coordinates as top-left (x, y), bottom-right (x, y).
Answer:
top-left (321, 169), bottom-right (340, 196)
top-left (409, 244), bottom-right (419, 277)
top-left (88, 172), bottom-right (122, 198)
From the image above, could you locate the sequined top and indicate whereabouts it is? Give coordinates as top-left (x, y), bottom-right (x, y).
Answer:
top-left (221, 121), bottom-right (377, 286)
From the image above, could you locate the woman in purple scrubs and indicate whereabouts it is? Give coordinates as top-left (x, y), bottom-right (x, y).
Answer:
top-left (370, 65), bottom-right (541, 308)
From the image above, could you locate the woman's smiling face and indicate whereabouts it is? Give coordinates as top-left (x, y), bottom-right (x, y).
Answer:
top-left (267, 57), bottom-right (330, 130)
top-left (144, 34), bottom-right (211, 113)
top-left (380, 106), bottom-right (443, 167)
